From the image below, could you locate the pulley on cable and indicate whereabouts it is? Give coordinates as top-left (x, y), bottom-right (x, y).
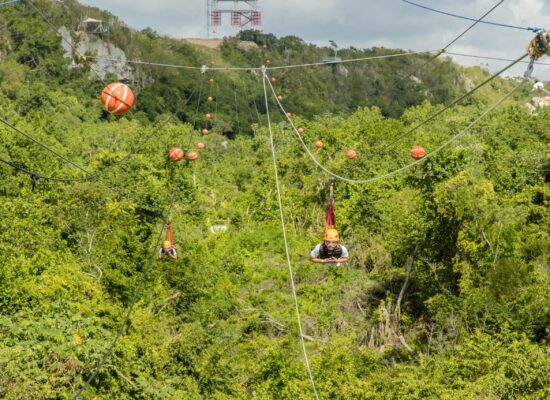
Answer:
top-left (310, 179), bottom-right (349, 266)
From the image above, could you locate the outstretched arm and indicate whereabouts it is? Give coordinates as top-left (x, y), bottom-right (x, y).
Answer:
top-left (168, 248), bottom-right (178, 260)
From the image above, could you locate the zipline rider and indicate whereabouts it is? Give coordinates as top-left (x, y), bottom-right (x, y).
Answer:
top-left (310, 228), bottom-right (349, 266)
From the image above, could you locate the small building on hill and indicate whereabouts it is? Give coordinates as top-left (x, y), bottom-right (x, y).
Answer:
top-left (80, 18), bottom-right (108, 35)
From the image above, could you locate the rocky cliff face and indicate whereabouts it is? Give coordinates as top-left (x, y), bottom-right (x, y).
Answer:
top-left (58, 26), bottom-right (133, 81)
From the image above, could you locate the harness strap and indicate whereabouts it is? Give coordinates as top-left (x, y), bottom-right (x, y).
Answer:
top-left (166, 221), bottom-right (173, 246)
top-left (324, 180), bottom-right (336, 231)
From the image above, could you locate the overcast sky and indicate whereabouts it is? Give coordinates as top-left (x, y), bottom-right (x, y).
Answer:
top-left (78, 0), bottom-right (550, 80)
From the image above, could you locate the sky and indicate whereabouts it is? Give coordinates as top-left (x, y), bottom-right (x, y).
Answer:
top-left (78, 0), bottom-right (550, 80)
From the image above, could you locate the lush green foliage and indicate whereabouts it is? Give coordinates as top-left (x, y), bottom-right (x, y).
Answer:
top-left (0, 1), bottom-right (549, 399)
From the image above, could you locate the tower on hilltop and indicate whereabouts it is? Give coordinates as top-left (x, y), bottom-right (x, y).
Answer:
top-left (207, 0), bottom-right (262, 38)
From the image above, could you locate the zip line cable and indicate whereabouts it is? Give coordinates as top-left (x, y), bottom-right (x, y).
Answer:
top-left (0, 86), bottom-right (198, 183)
top-left (442, 0), bottom-right (506, 51)
top-left (402, 0), bottom-right (505, 81)
top-left (266, 70), bottom-right (525, 185)
top-left (245, 75), bottom-right (264, 131)
top-left (262, 70), bottom-right (320, 400)
top-left (444, 51), bottom-right (550, 67)
top-left (72, 78), bottom-right (205, 400)
top-left (0, 116), bottom-right (89, 173)
top-left (85, 49), bottom-right (440, 72)
top-left (0, 0), bottom-right (20, 7)
top-left (243, 77), bottom-right (262, 137)
top-left (401, 0), bottom-right (540, 32)
top-left (266, 51), bottom-right (526, 154)
top-left (382, 53), bottom-right (528, 152)
top-left (233, 81), bottom-right (242, 135)
top-left (20, 0), bottom-right (547, 78)
top-left (23, 0), bottom-right (538, 76)
top-left (71, 147), bottom-right (191, 400)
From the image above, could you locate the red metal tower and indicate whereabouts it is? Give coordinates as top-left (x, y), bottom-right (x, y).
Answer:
top-left (207, 0), bottom-right (262, 38)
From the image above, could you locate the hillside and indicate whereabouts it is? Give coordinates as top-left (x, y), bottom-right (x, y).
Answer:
top-left (0, 1), bottom-right (549, 399)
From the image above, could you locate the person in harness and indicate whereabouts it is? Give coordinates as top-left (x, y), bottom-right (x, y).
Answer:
top-left (158, 220), bottom-right (177, 260)
top-left (159, 240), bottom-right (177, 260)
top-left (526, 30), bottom-right (550, 60)
top-left (310, 228), bottom-right (349, 265)
top-left (524, 30), bottom-right (549, 80)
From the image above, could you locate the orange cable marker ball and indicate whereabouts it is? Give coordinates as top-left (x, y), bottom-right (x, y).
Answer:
top-left (202, 128), bottom-right (209, 135)
top-left (169, 147), bottom-right (184, 162)
top-left (346, 150), bottom-right (357, 159)
top-left (411, 145), bottom-right (425, 160)
top-left (101, 82), bottom-right (134, 115)
top-left (187, 151), bottom-right (198, 161)
top-left (315, 141), bottom-right (323, 149)
top-left (205, 113), bottom-right (212, 120)
top-left (297, 127), bottom-right (304, 134)
top-left (197, 142), bottom-right (205, 150)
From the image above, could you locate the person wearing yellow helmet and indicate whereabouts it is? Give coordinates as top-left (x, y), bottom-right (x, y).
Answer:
top-left (310, 228), bottom-right (349, 265)
top-left (159, 239), bottom-right (177, 260)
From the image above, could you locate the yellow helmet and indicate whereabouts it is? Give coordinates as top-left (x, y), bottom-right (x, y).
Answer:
top-left (162, 240), bottom-right (171, 249)
top-left (324, 228), bottom-right (339, 242)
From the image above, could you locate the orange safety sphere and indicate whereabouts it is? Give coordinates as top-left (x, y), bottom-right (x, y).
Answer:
top-left (197, 142), bottom-right (205, 150)
top-left (201, 128), bottom-right (209, 135)
top-left (271, 77), bottom-right (277, 83)
top-left (207, 96), bottom-right (214, 102)
top-left (297, 127), bottom-right (304, 134)
top-left (187, 151), bottom-right (198, 161)
top-left (315, 141), bottom-right (323, 149)
top-left (205, 113), bottom-right (212, 120)
top-left (209, 78), bottom-right (215, 84)
top-left (277, 95), bottom-right (283, 101)
top-left (411, 145), bottom-right (425, 160)
top-left (347, 150), bottom-right (357, 160)
top-left (169, 147), bottom-right (184, 162)
top-left (101, 82), bottom-right (134, 115)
